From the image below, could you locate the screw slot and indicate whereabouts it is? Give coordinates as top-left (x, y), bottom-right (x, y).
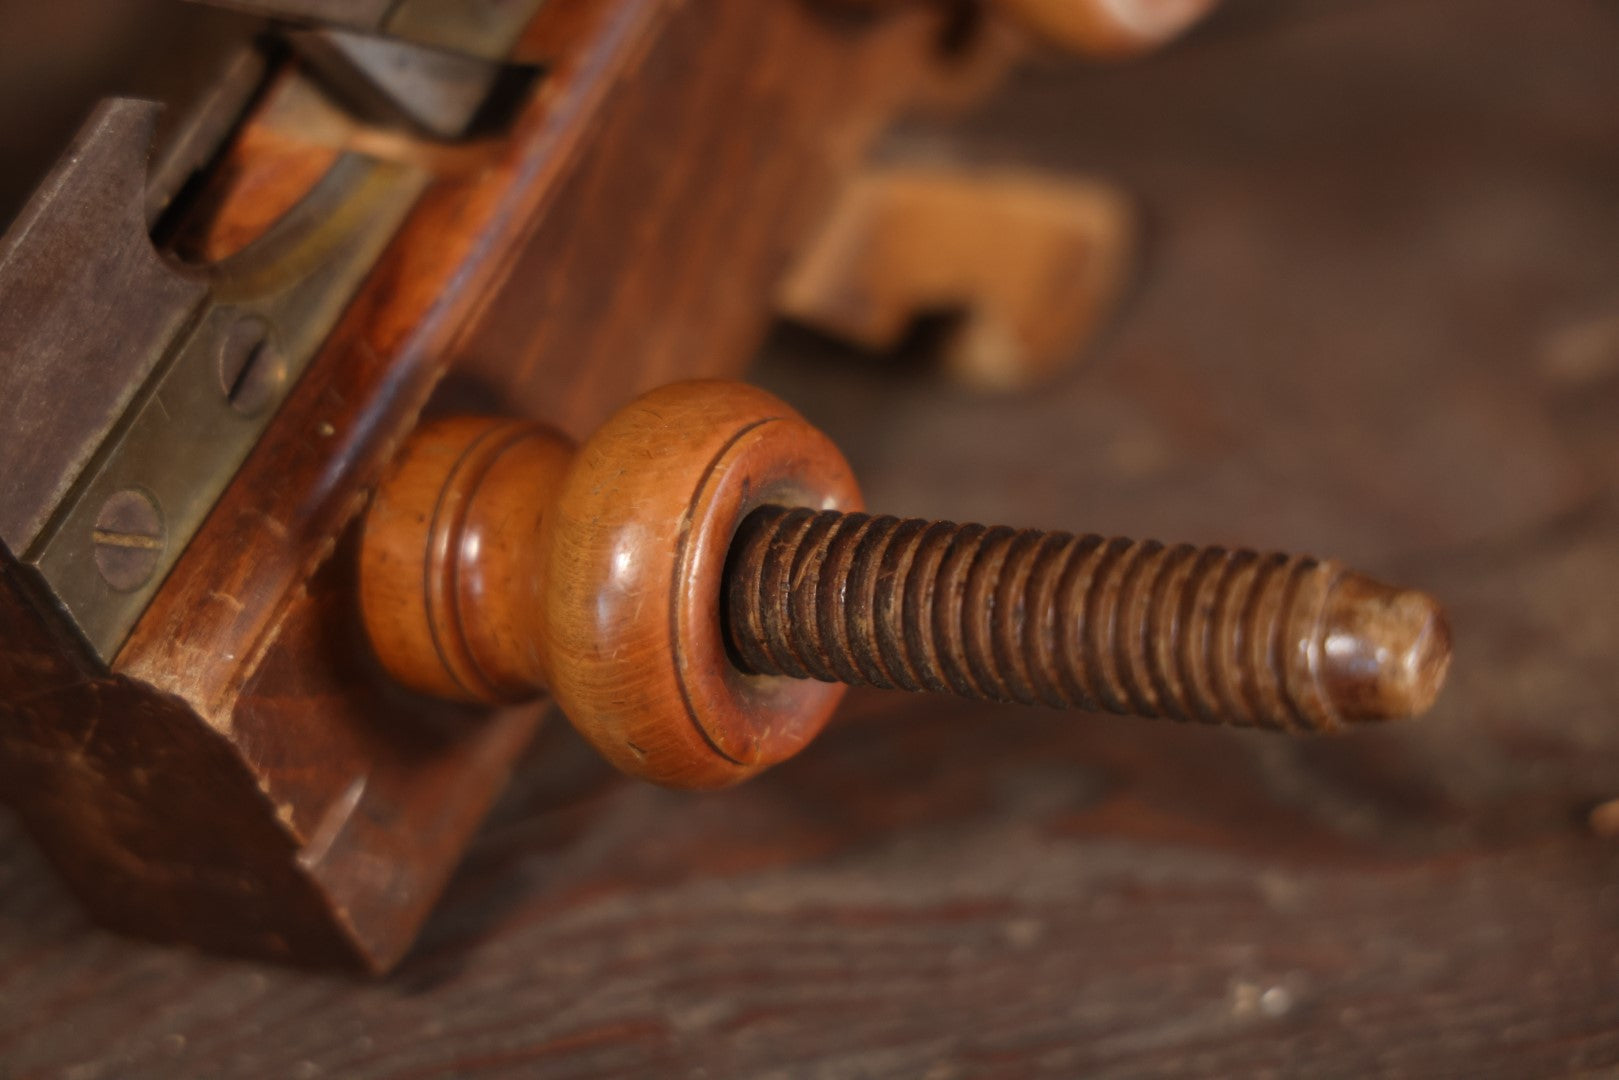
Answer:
top-left (218, 315), bottom-right (287, 417)
top-left (92, 490), bottom-right (166, 592)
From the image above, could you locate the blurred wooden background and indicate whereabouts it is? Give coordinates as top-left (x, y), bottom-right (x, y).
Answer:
top-left (4, 0), bottom-right (1619, 1075)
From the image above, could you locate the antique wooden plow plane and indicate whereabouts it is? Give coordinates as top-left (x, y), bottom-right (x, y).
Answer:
top-left (0, 0), bottom-right (1449, 972)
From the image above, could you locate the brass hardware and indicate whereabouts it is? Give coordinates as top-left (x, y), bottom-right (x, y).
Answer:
top-left (0, 0), bottom-right (561, 661)
top-left (0, 97), bottom-right (426, 660)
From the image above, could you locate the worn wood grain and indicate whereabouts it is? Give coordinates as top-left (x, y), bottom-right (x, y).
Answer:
top-left (5, 0), bottom-right (1619, 1074)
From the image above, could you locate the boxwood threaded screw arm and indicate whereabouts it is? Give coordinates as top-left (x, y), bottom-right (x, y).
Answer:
top-left (360, 380), bottom-right (1452, 791)
top-left (722, 509), bottom-right (1450, 733)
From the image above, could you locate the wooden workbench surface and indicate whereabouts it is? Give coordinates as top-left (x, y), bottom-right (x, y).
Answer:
top-left (4, 0), bottom-right (1618, 1075)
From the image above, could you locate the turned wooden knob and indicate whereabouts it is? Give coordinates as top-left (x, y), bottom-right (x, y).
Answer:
top-left (362, 382), bottom-right (861, 788)
top-left (361, 380), bottom-right (1451, 790)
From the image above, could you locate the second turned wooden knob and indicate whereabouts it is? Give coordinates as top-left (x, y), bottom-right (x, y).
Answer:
top-left (846, 0), bottom-right (1220, 58)
top-left (362, 380), bottom-right (1451, 791)
top-left (996, 0), bottom-right (1220, 57)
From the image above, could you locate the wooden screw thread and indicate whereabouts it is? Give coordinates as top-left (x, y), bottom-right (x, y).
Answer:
top-left (723, 507), bottom-right (1451, 731)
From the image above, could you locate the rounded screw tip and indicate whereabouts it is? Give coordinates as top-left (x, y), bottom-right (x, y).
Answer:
top-left (1318, 574), bottom-right (1452, 723)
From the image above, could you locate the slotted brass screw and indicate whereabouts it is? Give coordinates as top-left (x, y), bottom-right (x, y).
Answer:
top-left (723, 507), bottom-right (1451, 731)
top-left (91, 489), bottom-right (167, 592)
